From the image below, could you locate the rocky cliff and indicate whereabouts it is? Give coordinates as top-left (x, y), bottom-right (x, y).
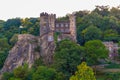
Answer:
top-left (1, 34), bottom-right (40, 73)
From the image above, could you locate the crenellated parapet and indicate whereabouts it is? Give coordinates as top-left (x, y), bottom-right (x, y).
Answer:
top-left (40, 12), bottom-right (49, 16)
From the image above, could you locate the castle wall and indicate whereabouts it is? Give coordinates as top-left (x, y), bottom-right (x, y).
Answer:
top-left (55, 21), bottom-right (70, 34)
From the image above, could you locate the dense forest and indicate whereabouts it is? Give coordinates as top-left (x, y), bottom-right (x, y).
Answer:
top-left (1, 5), bottom-right (120, 80)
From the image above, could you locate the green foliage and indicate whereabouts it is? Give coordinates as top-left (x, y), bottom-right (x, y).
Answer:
top-left (0, 38), bottom-right (10, 69)
top-left (0, 51), bottom-right (9, 69)
top-left (54, 32), bottom-right (61, 43)
top-left (1, 5), bottom-right (120, 80)
top-left (76, 6), bottom-right (120, 44)
top-left (33, 58), bottom-right (45, 69)
top-left (0, 38), bottom-right (10, 51)
top-left (21, 18), bottom-right (40, 36)
top-left (53, 40), bottom-right (85, 79)
top-left (118, 41), bottom-right (120, 47)
top-left (0, 18), bottom-right (40, 70)
top-left (118, 48), bottom-right (120, 60)
top-left (4, 18), bottom-right (21, 30)
top-left (56, 15), bottom-right (69, 21)
top-left (10, 34), bottom-right (18, 46)
top-left (84, 40), bottom-right (108, 65)
top-left (2, 72), bottom-right (14, 80)
top-left (110, 7), bottom-right (120, 20)
top-left (32, 66), bottom-right (63, 80)
top-left (70, 62), bottom-right (96, 80)
top-left (82, 25), bottom-right (102, 42)
top-left (105, 72), bottom-right (120, 80)
top-left (93, 5), bottom-right (110, 16)
top-left (105, 63), bottom-right (120, 69)
top-left (13, 64), bottom-right (30, 80)
top-left (2, 64), bottom-right (33, 80)
top-left (9, 77), bottom-right (22, 80)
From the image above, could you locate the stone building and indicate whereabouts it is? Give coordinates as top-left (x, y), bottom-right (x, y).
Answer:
top-left (103, 41), bottom-right (119, 59)
top-left (40, 12), bottom-right (76, 64)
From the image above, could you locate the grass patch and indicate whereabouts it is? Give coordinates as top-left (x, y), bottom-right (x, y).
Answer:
top-left (105, 63), bottom-right (120, 68)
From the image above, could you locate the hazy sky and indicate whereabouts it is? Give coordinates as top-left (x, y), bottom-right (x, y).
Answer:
top-left (0, 0), bottom-right (120, 20)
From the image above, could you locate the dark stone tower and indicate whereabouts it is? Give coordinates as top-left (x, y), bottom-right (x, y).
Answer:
top-left (40, 12), bottom-right (49, 36)
top-left (40, 12), bottom-right (55, 65)
top-left (69, 13), bottom-right (76, 42)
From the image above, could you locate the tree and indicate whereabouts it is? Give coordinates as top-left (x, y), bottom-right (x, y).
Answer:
top-left (82, 25), bottom-right (102, 42)
top-left (103, 29), bottom-right (120, 42)
top-left (4, 18), bottom-right (21, 30)
top-left (9, 77), bottom-right (22, 80)
top-left (0, 38), bottom-right (10, 69)
top-left (70, 62), bottom-right (96, 80)
top-left (10, 34), bottom-right (18, 46)
top-left (84, 40), bottom-right (108, 65)
top-left (2, 64), bottom-right (33, 80)
top-left (0, 51), bottom-right (9, 69)
top-left (12, 64), bottom-right (31, 80)
top-left (0, 38), bottom-right (10, 51)
top-left (2, 72), bottom-right (13, 80)
top-left (82, 12), bottom-right (103, 27)
top-left (93, 5), bottom-right (110, 16)
top-left (53, 40), bottom-right (85, 80)
top-left (32, 66), bottom-right (63, 80)
top-left (110, 7), bottom-right (120, 20)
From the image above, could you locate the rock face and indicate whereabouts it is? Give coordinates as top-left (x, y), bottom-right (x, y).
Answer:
top-left (103, 41), bottom-right (119, 59)
top-left (1, 34), bottom-right (40, 73)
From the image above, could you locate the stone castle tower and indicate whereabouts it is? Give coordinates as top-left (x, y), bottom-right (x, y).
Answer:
top-left (40, 12), bottom-right (76, 64)
top-left (69, 13), bottom-right (76, 42)
top-left (40, 13), bottom-right (55, 65)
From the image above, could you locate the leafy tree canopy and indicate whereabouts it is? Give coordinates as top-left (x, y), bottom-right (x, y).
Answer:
top-left (70, 62), bottom-right (96, 80)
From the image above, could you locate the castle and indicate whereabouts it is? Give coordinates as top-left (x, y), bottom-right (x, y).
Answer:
top-left (40, 12), bottom-right (76, 42)
top-left (40, 12), bottom-right (77, 64)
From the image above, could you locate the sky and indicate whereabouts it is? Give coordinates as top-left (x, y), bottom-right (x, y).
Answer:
top-left (0, 0), bottom-right (120, 20)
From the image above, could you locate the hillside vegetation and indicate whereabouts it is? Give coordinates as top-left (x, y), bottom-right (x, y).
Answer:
top-left (0, 5), bottom-right (120, 80)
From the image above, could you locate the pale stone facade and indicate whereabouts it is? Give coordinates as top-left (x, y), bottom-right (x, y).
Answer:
top-left (103, 41), bottom-right (119, 59)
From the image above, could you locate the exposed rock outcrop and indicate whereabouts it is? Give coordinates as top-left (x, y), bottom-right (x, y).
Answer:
top-left (40, 34), bottom-right (55, 65)
top-left (1, 34), bottom-right (40, 73)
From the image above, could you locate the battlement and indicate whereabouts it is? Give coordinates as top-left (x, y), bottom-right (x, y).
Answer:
top-left (40, 12), bottom-right (49, 16)
top-left (49, 14), bottom-right (56, 17)
top-left (40, 12), bottom-right (56, 18)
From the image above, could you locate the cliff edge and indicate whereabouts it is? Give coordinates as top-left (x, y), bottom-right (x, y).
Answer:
top-left (1, 34), bottom-right (40, 73)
